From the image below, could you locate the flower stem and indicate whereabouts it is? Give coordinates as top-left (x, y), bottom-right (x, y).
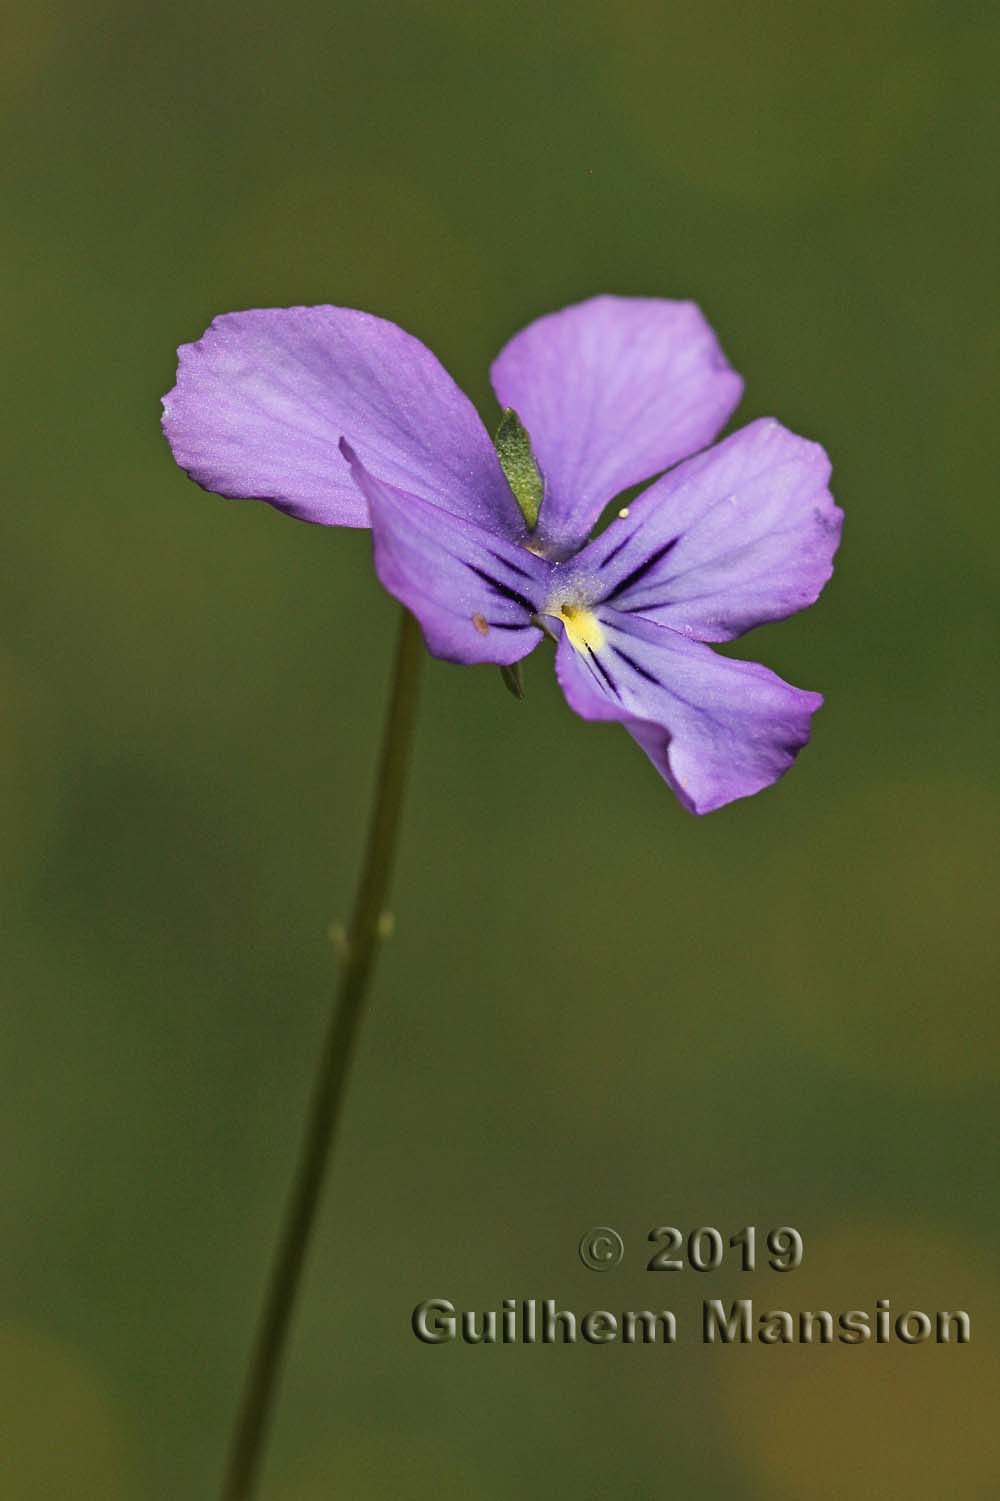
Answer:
top-left (221, 606), bottom-right (424, 1501)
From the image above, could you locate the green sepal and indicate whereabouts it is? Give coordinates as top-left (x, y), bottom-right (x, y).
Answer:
top-left (499, 662), bottom-right (525, 700)
top-left (494, 408), bottom-right (544, 530)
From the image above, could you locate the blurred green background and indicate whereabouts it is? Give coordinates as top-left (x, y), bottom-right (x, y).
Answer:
top-left (3, 0), bottom-right (999, 1496)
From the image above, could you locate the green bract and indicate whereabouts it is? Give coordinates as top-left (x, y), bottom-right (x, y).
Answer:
top-left (494, 407), bottom-right (544, 530)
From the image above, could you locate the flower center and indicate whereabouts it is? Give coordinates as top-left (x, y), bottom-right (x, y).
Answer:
top-left (555, 601), bottom-right (605, 653)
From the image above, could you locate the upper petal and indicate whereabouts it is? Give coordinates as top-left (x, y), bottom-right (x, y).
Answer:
top-left (162, 306), bottom-right (524, 535)
top-left (342, 442), bottom-right (549, 666)
top-left (576, 418), bottom-right (843, 641)
top-left (553, 607), bottom-right (822, 814)
top-left (490, 295), bottom-right (743, 556)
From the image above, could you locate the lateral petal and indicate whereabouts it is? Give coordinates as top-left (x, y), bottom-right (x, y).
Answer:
top-left (577, 419), bottom-right (842, 641)
top-left (342, 443), bottom-right (548, 666)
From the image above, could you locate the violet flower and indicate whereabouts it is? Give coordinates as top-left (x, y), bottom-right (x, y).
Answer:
top-left (163, 296), bottom-right (841, 812)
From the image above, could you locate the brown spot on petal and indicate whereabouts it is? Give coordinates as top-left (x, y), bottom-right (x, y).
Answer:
top-left (472, 613), bottom-right (489, 636)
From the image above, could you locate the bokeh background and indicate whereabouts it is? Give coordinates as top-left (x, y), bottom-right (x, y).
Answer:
top-left (3, 0), bottom-right (999, 1496)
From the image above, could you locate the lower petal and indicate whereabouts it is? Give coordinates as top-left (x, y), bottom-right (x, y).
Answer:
top-left (554, 609), bottom-right (822, 813)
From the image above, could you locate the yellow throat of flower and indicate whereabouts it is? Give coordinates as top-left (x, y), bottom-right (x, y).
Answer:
top-left (555, 602), bottom-right (605, 653)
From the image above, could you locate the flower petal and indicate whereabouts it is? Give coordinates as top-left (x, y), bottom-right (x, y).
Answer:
top-left (162, 306), bottom-right (524, 535)
top-left (341, 442), bottom-right (549, 666)
top-left (577, 419), bottom-right (842, 642)
top-left (490, 295), bottom-right (743, 556)
top-left (553, 607), bottom-right (822, 813)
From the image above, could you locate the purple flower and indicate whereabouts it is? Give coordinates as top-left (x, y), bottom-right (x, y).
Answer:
top-left (162, 297), bottom-right (842, 813)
